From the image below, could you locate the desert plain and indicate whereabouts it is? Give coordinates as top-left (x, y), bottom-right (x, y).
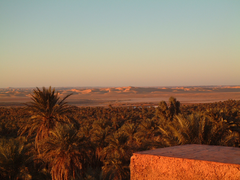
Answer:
top-left (1, 86), bottom-right (240, 107)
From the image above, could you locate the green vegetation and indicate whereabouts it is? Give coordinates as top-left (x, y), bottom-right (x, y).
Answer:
top-left (0, 87), bottom-right (240, 179)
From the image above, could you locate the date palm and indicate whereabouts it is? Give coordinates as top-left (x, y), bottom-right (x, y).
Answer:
top-left (134, 118), bottom-right (160, 147)
top-left (120, 122), bottom-right (138, 145)
top-left (159, 113), bottom-right (239, 146)
top-left (90, 124), bottom-right (112, 162)
top-left (38, 124), bottom-right (91, 180)
top-left (101, 132), bottom-right (131, 180)
top-left (119, 122), bottom-right (140, 151)
top-left (169, 96), bottom-right (180, 117)
top-left (102, 157), bottom-right (129, 180)
top-left (19, 87), bottom-right (73, 151)
top-left (0, 137), bottom-right (32, 180)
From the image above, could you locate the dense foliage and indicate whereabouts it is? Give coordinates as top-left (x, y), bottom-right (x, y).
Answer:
top-left (0, 88), bottom-right (240, 179)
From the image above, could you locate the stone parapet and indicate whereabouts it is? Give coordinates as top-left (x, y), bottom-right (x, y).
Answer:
top-left (130, 144), bottom-right (240, 180)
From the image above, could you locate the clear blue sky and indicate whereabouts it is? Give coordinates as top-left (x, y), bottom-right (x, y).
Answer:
top-left (0, 1), bottom-right (239, 88)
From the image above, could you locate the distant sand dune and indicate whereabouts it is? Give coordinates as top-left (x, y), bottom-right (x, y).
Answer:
top-left (0, 86), bottom-right (240, 107)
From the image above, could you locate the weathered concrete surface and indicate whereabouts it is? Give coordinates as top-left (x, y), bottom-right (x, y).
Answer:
top-left (130, 144), bottom-right (240, 180)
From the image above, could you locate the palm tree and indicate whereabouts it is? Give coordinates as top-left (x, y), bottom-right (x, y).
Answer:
top-left (134, 118), bottom-right (167, 150)
top-left (159, 113), bottom-right (239, 146)
top-left (156, 97), bottom-right (180, 121)
top-left (90, 124), bottom-right (112, 162)
top-left (102, 132), bottom-right (131, 162)
top-left (38, 124), bottom-right (91, 180)
top-left (120, 122), bottom-right (138, 145)
top-left (101, 132), bottom-right (132, 179)
top-left (0, 137), bottom-right (32, 180)
top-left (102, 157), bottom-right (129, 180)
top-left (169, 96), bottom-right (180, 117)
top-left (135, 118), bottom-right (160, 140)
top-left (19, 87), bottom-right (74, 151)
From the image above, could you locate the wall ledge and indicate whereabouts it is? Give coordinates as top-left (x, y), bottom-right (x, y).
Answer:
top-left (130, 144), bottom-right (240, 180)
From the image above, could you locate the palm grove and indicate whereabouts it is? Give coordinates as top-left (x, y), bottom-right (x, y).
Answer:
top-left (0, 87), bottom-right (239, 180)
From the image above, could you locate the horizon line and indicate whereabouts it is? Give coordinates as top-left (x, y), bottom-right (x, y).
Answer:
top-left (1, 84), bottom-right (240, 89)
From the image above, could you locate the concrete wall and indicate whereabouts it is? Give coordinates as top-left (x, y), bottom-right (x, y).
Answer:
top-left (130, 144), bottom-right (240, 180)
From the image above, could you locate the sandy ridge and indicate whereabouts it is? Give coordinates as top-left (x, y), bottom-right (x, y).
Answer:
top-left (0, 86), bottom-right (240, 107)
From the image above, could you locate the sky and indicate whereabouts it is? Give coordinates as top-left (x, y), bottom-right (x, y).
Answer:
top-left (0, 1), bottom-right (239, 88)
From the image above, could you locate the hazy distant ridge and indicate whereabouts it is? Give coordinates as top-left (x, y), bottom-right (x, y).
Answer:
top-left (1, 86), bottom-right (240, 98)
